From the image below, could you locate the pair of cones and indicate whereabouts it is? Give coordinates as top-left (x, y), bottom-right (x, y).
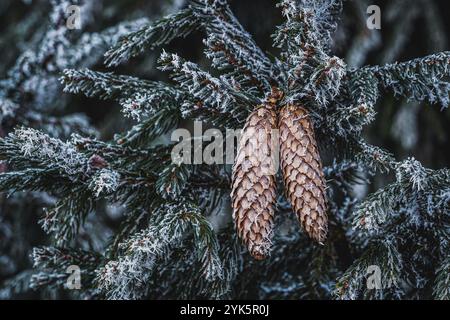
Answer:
top-left (231, 96), bottom-right (328, 260)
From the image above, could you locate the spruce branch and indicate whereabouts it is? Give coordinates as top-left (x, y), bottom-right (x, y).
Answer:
top-left (64, 18), bottom-right (151, 68)
top-left (0, 127), bottom-right (89, 179)
top-left (352, 183), bottom-right (401, 234)
top-left (156, 163), bottom-right (192, 200)
top-left (353, 140), bottom-right (396, 174)
top-left (325, 69), bottom-right (378, 137)
top-left (194, 0), bottom-right (277, 91)
top-left (117, 108), bottom-right (181, 147)
top-left (367, 52), bottom-right (450, 109)
top-left (0, 128), bottom-right (123, 244)
top-left (61, 69), bottom-right (184, 121)
top-left (40, 189), bottom-right (94, 245)
top-left (335, 237), bottom-right (403, 300)
top-left (96, 201), bottom-right (222, 299)
top-left (353, 159), bottom-right (450, 235)
top-left (302, 55), bottom-right (346, 106)
top-left (327, 96), bottom-right (376, 137)
top-left (30, 246), bottom-right (101, 295)
top-left (274, 0), bottom-right (342, 54)
top-left (274, 0), bottom-right (346, 107)
top-left (348, 69), bottom-right (379, 112)
top-left (104, 8), bottom-right (201, 67)
top-left (158, 51), bottom-right (255, 123)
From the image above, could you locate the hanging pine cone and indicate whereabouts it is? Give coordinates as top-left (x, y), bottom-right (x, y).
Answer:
top-left (231, 105), bottom-right (278, 260)
top-left (279, 104), bottom-right (328, 243)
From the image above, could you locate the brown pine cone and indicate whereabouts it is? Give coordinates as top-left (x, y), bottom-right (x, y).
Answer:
top-left (279, 104), bottom-right (328, 243)
top-left (231, 105), bottom-right (278, 260)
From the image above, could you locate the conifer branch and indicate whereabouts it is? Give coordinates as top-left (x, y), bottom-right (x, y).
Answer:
top-left (104, 8), bottom-right (201, 67)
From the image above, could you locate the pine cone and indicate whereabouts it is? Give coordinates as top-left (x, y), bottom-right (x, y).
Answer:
top-left (231, 105), bottom-right (278, 260)
top-left (279, 104), bottom-right (328, 243)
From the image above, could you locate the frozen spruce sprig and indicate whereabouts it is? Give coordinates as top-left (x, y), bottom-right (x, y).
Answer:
top-left (353, 158), bottom-right (450, 235)
top-left (303, 56), bottom-right (346, 106)
top-left (395, 157), bottom-right (431, 192)
top-left (61, 68), bottom-right (184, 121)
top-left (120, 93), bottom-right (151, 122)
top-left (63, 18), bottom-right (150, 68)
top-left (325, 69), bottom-right (378, 138)
top-left (104, 7), bottom-right (201, 67)
top-left (335, 237), bottom-right (403, 300)
top-left (348, 69), bottom-right (379, 113)
top-left (0, 128), bottom-right (121, 192)
top-left (363, 51), bottom-right (450, 109)
top-left (354, 140), bottom-right (396, 174)
top-left (327, 97), bottom-right (377, 137)
top-left (273, 0), bottom-right (346, 107)
top-left (96, 201), bottom-right (223, 300)
top-left (158, 51), bottom-right (255, 122)
top-left (196, 0), bottom-right (277, 91)
top-left (0, 127), bottom-right (88, 178)
top-left (0, 0), bottom-right (139, 135)
top-left (352, 183), bottom-right (401, 234)
top-left (89, 169), bottom-right (120, 198)
top-left (0, 128), bottom-right (122, 244)
top-left (30, 246), bottom-right (101, 296)
top-left (274, 0), bottom-right (342, 55)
